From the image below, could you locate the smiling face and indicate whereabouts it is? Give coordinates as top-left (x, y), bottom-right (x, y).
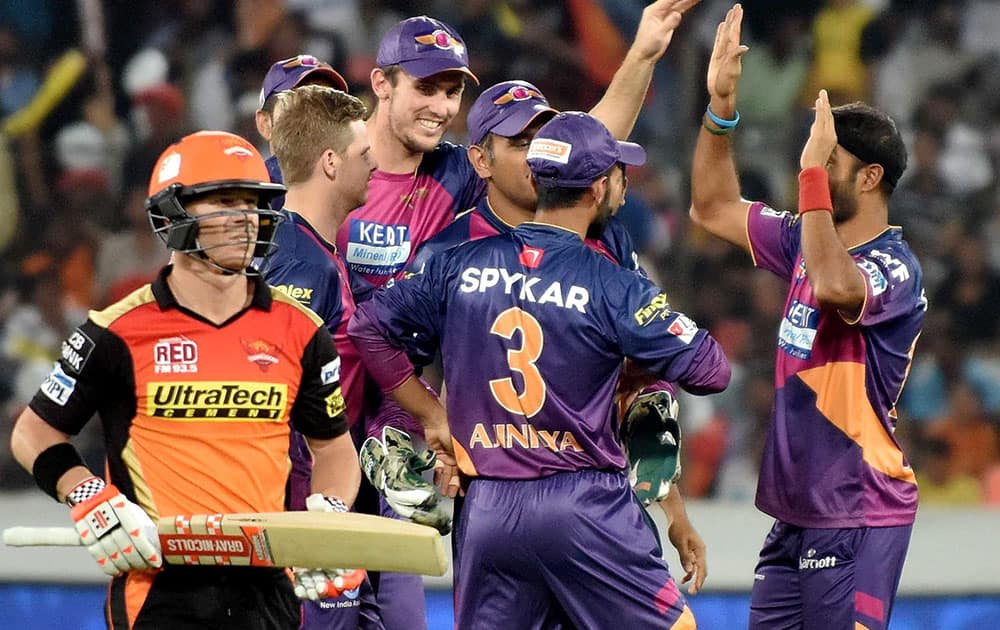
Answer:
top-left (380, 68), bottom-right (465, 154)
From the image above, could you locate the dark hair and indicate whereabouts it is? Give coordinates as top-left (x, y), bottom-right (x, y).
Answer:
top-left (832, 102), bottom-right (907, 195)
top-left (534, 164), bottom-right (617, 210)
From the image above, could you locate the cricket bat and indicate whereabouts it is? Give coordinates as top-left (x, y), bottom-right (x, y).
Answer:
top-left (3, 511), bottom-right (448, 576)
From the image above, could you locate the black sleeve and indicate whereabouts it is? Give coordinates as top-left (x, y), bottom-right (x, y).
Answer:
top-left (28, 320), bottom-right (129, 435)
top-left (290, 326), bottom-right (349, 440)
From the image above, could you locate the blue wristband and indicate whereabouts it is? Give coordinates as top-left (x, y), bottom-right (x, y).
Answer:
top-left (706, 106), bottom-right (740, 129)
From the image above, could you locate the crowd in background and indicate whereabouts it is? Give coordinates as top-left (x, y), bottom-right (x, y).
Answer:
top-left (2, 0), bottom-right (999, 507)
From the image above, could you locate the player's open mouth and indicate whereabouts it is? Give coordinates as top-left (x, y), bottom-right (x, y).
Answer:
top-left (417, 119), bottom-right (443, 131)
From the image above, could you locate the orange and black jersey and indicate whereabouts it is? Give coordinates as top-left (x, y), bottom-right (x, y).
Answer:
top-left (29, 266), bottom-right (347, 520)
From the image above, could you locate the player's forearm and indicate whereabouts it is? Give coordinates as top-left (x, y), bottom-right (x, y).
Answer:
top-left (386, 376), bottom-right (448, 436)
top-left (798, 167), bottom-right (866, 311)
top-left (690, 101), bottom-right (742, 221)
top-left (589, 51), bottom-right (655, 140)
top-left (11, 407), bottom-right (93, 501)
top-left (347, 303), bottom-right (415, 394)
top-left (659, 484), bottom-right (686, 528)
top-left (307, 433), bottom-right (361, 507)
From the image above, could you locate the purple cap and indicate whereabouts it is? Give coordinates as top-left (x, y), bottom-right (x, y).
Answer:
top-left (258, 54), bottom-right (348, 109)
top-left (527, 112), bottom-right (646, 188)
top-left (467, 80), bottom-right (559, 146)
top-left (376, 16), bottom-right (478, 84)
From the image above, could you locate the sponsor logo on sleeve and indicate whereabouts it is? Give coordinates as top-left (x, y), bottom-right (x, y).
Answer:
top-left (320, 358), bottom-right (341, 385)
top-left (667, 313), bottom-right (698, 344)
top-left (857, 259), bottom-right (887, 296)
top-left (325, 387), bottom-right (346, 418)
top-left (61, 328), bottom-right (95, 373)
top-left (759, 206), bottom-right (791, 219)
top-left (634, 293), bottom-right (672, 327)
top-left (41, 363), bottom-right (77, 406)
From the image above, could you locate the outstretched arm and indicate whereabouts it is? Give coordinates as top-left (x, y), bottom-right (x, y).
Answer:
top-left (798, 89), bottom-right (867, 315)
top-left (689, 3), bottom-right (753, 252)
top-left (590, 0), bottom-right (701, 139)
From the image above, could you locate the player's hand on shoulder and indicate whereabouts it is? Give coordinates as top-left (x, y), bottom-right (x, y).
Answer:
top-left (294, 493), bottom-right (366, 601)
top-left (360, 427), bottom-right (453, 534)
top-left (68, 477), bottom-right (162, 576)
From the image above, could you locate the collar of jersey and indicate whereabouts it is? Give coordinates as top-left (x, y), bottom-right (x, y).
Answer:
top-left (519, 221), bottom-right (581, 238)
top-left (284, 209), bottom-right (338, 254)
top-left (152, 264), bottom-right (273, 316)
top-left (479, 198), bottom-right (517, 232)
top-left (846, 225), bottom-right (901, 253)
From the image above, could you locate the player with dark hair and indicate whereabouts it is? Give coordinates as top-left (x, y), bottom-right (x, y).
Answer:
top-left (349, 111), bottom-right (730, 629)
top-left (690, 6), bottom-right (925, 629)
top-left (341, 7), bottom-right (700, 626)
top-left (407, 78), bottom-right (708, 593)
top-left (9, 130), bottom-right (361, 628)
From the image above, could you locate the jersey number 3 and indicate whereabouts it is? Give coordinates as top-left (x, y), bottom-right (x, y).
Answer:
top-left (489, 307), bottom-right (546, 418)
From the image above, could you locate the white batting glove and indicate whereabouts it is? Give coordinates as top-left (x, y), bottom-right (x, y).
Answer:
top-left (293, 494), bottom-right (366, 601)
top-left (68, 477), bottom-right (161, 576)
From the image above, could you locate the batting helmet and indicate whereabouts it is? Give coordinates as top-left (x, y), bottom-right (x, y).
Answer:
top-left (145, 131), bottom-right (286, 264)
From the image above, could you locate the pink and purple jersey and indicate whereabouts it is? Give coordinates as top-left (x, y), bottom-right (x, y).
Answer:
top-left (747, 202), bottom-right (925, 528)
top-left (350, 223), bottom-right (729, 479)
top-left (336, 143), bottom-right (485, 287)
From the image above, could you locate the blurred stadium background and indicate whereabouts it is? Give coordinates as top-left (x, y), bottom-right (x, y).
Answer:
top-left (1, 1), bottom-right (999, 628)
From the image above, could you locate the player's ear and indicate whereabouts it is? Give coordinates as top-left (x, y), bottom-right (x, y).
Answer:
top-left (321, 148), bottom-right (339, 180)
top-left (858, 163), bottom-right (883, 193)
top-left (371, 68), bottom-right (391, 101)
top-left (467, 145), bottom-right (492, 178)
top-left (590, 176), bottom-right (608, 204)
top-left (255, 110), bottom-right (272, 141)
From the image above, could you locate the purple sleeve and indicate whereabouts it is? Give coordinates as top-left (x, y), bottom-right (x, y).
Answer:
top-left (347, 303), bottom-right (415, 394)
top-left (611, 276), bottom-right (731, 395)
top-left (746, 201), bottom-right (801, 282)
top-left (850, 247), bottom-right (925, 327)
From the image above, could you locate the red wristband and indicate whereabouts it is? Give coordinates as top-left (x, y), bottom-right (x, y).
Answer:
top-left (798, 166), bottom-right (833, 215)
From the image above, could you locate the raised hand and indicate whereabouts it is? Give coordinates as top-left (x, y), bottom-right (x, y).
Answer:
top-left (800, 89), bottom-right (838, 170)
top-left (631, 0), bottom-right (703, 62)
top-left (706, 4), bottom-right (750, 104)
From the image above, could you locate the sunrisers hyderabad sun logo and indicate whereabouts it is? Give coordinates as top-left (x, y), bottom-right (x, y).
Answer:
top-left (241, 338), bottom-right (281, 371)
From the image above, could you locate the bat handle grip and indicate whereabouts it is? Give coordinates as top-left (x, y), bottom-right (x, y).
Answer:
top-left (3, 526), bottom-right (82, 547)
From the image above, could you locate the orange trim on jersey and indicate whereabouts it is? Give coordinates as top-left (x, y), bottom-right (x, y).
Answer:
top-left (745, 206), bottom-right (759, 268)
top-left (855, 623), bottom-right (871, 630)
top-left (452, 439), bottom-right (478, 476)
top-left (270, 287), bottom-right (324, 326)
top-left (670, 605), bottom-right (696, 629)
top-left (797, 363), bottom-right (916, 483)
top-left (122, 439), bottom-right (159, 520)
top-left (837, 264), bottom-right (869, 326)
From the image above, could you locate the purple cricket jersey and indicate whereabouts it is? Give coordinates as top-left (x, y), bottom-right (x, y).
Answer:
top-left (747, 202), bottom-right (925, 528)
top-left (349, 223), bottom-right (729, 479)
top-left (336, 143), bottom-right (485, 287)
